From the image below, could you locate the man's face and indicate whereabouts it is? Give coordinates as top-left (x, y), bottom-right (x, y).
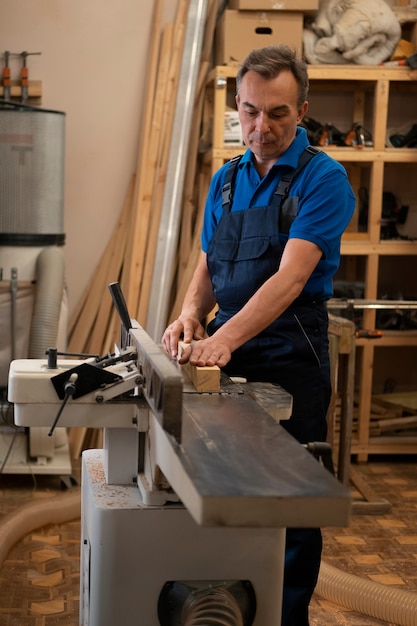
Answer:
top-left (236, 69), bottom-right (308, 170)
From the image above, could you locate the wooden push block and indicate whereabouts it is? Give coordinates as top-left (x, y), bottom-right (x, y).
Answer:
top-left (178, 341), bottom-right (221, 392)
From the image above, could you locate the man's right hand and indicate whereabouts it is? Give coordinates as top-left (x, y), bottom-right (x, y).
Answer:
top-left (161, 316), bottom-right (205, 359)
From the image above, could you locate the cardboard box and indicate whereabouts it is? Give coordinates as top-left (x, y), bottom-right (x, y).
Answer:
top-left (215, 10), bottom-right (304, 66)
top-left (228, 0), bottom-right (318, 9)
top-left (224, 110), bottom-right (243, 145)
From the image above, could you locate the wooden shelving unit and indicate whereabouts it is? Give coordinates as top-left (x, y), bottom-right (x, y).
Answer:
top-left (204, 64), bottom-right (417, 460)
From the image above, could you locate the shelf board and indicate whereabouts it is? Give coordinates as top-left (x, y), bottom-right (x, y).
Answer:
top-left (209, 64), bottom-right (417, 83)
top-left (341, 240), bottom-right (417, 255)
top-left (210, 146), bottom-right (417, 164)
top-left (351, 439), bottom-right (417, 455)
top-left (324, 148), bottom-right (417, 163)
top-left (308, 65), bottom-right (417, 82)
top-left (0, 80), bottom-right (42, 99)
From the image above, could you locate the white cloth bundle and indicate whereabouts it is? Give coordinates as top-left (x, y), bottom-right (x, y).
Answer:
top-left (303, 0), bottom-right (402, 65)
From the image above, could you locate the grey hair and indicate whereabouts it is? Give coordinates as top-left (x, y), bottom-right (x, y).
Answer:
top-left (236, 45), bottom-right (309, 109)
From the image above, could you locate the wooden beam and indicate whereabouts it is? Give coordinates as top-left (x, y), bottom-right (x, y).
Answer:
top-left (136, 12), bottom-right (188, 324)
top-left (178, 341), bottom-right (220, 392)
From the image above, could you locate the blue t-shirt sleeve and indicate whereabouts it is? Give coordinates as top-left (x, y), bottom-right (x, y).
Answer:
top-left (289, 154), bottom-right (356, 257)
top-left (201, 164), bottom-right (229, 252)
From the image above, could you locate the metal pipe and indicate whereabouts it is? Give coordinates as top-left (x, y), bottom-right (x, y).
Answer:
top-left (327, 298), bottom-right (417, 310)
top-left (28, 247), bottom-right (65, 359)
top-left (10, 267), bottom-right (17, 361)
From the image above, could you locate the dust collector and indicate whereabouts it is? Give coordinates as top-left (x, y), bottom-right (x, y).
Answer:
top-left (0, 100), bottom-right (71, 478)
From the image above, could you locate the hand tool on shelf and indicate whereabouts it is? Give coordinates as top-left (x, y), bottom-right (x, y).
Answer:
top-left (327, 298), bottom-right (417, 335)
top-left (382, 51), bottom-right (417, 68)
top-left (355, 329), bottom-right (383, 339)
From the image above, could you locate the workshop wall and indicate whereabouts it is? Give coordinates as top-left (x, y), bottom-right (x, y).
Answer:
top-left (0, 0), bottom-right (178, 319)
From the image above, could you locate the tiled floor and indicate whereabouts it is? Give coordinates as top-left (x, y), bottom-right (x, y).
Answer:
top-left (0, 456), bottom-right (416, 625)
top-left (311, 456), bottom-right (417, 625)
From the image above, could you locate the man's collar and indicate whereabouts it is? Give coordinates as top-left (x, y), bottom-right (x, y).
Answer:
top-left (241, 126), bottom-right (310, 171)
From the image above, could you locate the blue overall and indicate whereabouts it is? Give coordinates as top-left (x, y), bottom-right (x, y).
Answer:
top-left (206, 168), bottom-right (330, 625)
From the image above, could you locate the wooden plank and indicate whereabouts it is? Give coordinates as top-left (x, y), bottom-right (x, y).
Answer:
top-left (128, 0), bottom-right (190, 323)
top-left (67, 175), bottom-right (134, 354)
top-left (177, 60), bottom-right (210, 273)
top-left (376, 415), bottom-right (417, 433)
top-left (350, 466), bottom-right (391, 514)
top-left (86, 175), bottom-right (135, 355)
top-left (373, 392), bottom-right (417, 412)
top-left (243, 382), bottom-right (292, 423)
top-left (373, 79), bottom-right (389, 152)
top-left (136, 14), bottom-right (188, 324)
top-left (122, 0), bottom-right (165, 317)
top-left (178, 340), bottom-right (220, 392)
top-left (68, 427), bottom-right (87, 460)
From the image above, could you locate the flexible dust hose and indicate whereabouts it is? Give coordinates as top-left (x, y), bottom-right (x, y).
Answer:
top-left (28, 246), bottom-right (65, 359)
top-left (182, 587), bottom-right (244, 626)
top-left (0, 490), bottom-right (80, 570)
top-left (317, 560), bottom-right (417, 626)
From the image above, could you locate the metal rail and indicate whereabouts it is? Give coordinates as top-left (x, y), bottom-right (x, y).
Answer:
top-left (327, 299), bottom-right (417, 310)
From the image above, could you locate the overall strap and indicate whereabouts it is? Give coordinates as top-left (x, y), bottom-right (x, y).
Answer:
top-left (220, 145), bottom-right (320, 216)
top-left (273, 145), bottom-right (320, 234)
top-left (221, 154), bottom-right (243, 211)
top-left (272, 145), bottom-right (320, 208)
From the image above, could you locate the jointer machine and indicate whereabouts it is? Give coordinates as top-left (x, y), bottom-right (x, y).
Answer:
top-left (8, 283), bottom-right (351, 626)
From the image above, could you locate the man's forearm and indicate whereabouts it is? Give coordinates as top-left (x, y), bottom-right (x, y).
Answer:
top-left (180, 252), bottom-right (216, 322)
top-left (214, 271), bottom-right (301, 351)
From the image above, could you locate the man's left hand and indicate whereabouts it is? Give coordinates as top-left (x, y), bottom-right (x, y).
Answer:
top-left (179, 336), bottom-right (232, 368)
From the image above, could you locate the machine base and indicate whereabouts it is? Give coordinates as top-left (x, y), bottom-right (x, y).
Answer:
top-left (0, 427), bottom-right (72, 477)
top-left (81, 449), bottom-right (286, 626)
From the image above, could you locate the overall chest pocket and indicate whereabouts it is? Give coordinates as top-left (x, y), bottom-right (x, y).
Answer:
top-left (213, 236), bottom-right (270, 262)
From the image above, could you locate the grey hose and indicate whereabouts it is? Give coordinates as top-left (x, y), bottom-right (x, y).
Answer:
top-left (28, 246), bottom-right (65, 359)
top-left (317, 560), bottom-right (417, 626)
top-left (27, 246), bottom-right (66, 455)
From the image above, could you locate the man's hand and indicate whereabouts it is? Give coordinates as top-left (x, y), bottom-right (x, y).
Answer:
top-left (179, 335), bottom-right (232, 368)
top-left (161, 316), bottom-right (205, 359)
top-left (161, 251), bottom-right (216, 359)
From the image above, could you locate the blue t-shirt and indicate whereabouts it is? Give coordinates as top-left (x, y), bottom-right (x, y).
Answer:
top-left (202, 126), bottom-right (356, 300)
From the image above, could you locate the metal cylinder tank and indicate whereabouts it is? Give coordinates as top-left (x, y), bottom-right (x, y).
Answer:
top-left (0, 103), bottom-right (65, 246)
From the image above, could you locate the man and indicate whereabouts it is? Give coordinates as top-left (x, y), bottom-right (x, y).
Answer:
top-left (162, 45), bottom-right (355, 626)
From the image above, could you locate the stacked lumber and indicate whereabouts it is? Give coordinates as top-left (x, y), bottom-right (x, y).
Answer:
top-left (66, 0), bottom-right (220, 456)
top-left (332, 393), bottom-right (417, 443)
top-left (368, 394), bottom-right (417, 437)
top-left (68, 0), bottom-right (218, 356)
